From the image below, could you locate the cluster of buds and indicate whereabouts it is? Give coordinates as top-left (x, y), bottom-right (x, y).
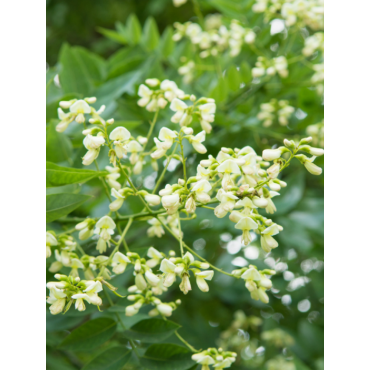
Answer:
top-left (192, 348), bottom-right (237, 370)
top-left (173, 19), bottom-right (256, 58)
top-left (252, 56), bottom-right (289, 79)
top-left (56, 97), bottom-right (107, 132)
top-left (147, 215), bottom-right (180, 238)
top-left (47, 274), bottom-right (105, 314)
top-left (232, 265), bottom-right (275, 303)
top-left (252, 0), bottom-right (324, 31)
top-left (257, 99), bottom-right (295, 127)
top-left (126, 282), bottom-right (181, 317)
top-left (303, 31), bottom-right (324, 56)
top-left (138, 78), bottom-right (185, 112)
top-left (160, 252), bottom-right (214, 294)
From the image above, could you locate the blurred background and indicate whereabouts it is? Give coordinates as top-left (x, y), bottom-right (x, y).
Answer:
top-left (46, 0), bottom-right (324, 369)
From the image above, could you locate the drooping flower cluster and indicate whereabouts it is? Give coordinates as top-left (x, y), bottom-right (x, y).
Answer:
top-left (47, 274), bottom-right (104, 314)
top-left (192, 348), bottom-right (237, 370)
top-left (257, 99), bottom-right (295, 127)
top-left (252, 0), bottom-right (324, 30)
top-left (232, 265), bottom-right (276, 303)
top-left (252, 56), bottom-right (289, 79)
top-left (173, 19), bottom-right (256, 59)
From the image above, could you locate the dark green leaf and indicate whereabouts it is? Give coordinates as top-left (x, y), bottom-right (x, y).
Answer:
top-left (46, 121), bottom-right (73, 163)
top-left (46, 193), bottom-right (92, 223)
top-left (82, 347), bottom-right (131, 370)
top-left (46, 162), bottom-right (107, 188)
top-left (142, 17), bottom-right (160, 51)
top-left (126, 14), bottom-right (142, 45)
top-left (122, 319), bottom-right (180, 343)
top-left (140, 344), bottom-right (194, 370)
top-left (59, 318), bottom-right (117, 351)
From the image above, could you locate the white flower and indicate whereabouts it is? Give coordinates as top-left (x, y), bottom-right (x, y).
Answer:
top-left (214, 189), bottom-right (239, 218)
top-left (137, 84), bottom-right (153, 107)
top-left (158, 127), bottom-right (177, 149)
top-left (263, 148), bottom-right (283, 161)
top-left (46, 232), bottom-right (57, 258)
top-left (94, 216), bottom-right (116, 253)
top-left (146, 247), bottom-right (163, 268)
top-left (126, 141), bottom-right (143, 164)
top-left (145, 270), bottom-right (161, 286)
top-left (157, 303), bottom-right (173, 316)
top-left (126, 305), bottom-right (140, 316)
top-left (160, 79), bottom-right (184, 101)
top-left (185, 196), bottom-right (196, 213)
top-left (56, 108), bottom-right (74, 132)
top-left (191, 179), bottom-right (212, 203)
top-left (82, 135), bottom-right (105, 165)
top-left (160, 259), bottom-right (177, 287)
top-left (69, 258), bottom-right (84, 277)
top-left (162, 193), bottom-right (180, 215)
top-left (109, 127), bottom-right (131, 158)
top-left (151, 138), bottom-right (168, 159)
top-left (105, 166), bottom-right (121, 189)
top-left (83, 281), bottom-right (103, 305)
top-left (179, 274), bottom-right (192, 294)
top-left (112, 252), bottom-right (131, 274)
top-left (198, 103), bottom-right (216, 123)
top-left (109, 188), bottom-right (125, 211)
top-left (235, 216), bottom-right (258, 245)
top-left (145, 194), bottom-right (161, 206)
top-left (70, 100), bottom-right (92, 123)
top-left (261, 224), bottom-right (280, 253)
top-left (135, 273), bottom-right (147, 291)
top-left (195, 270), bottom-right (214, 292)
top-left (170, 98), bottom-right (188, 124)
top-left (265, 191), bottom-right (280, 214)
top-left (47, 287), bottom-right (67, 315)
top-left (267, 163), bottom-right (280, 179)
top-left (189, 131), bottom-right (207, 154)
top-left (147, 218), bottom-right (165, 238)
top-left (216, 159), bottom-right (241, 174)
top-left (304, 156), bottom-right (322, 175)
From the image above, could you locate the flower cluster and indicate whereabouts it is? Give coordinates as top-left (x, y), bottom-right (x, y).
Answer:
top-left (173, 19), bottom-right (256, 59)
top-left (232, 265), bottom-right (275, 303)
top-left (47, 274), bottom-right (104, 314)
top-left (257, 99), bottom-right (295, 127)
top-left (192, 348), bottom-right (237, 370)
top-left (252, 56), bottom-right (289, 79)
top-left (253, 0), bottom-right (324, 30)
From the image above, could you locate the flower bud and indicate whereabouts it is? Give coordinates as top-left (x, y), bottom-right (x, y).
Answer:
top-left (145, 194), bottom-right (161, 206)
top-left (145, 78), bottom-right (160, 87)
top-left (85, 97), bottom-right (97, 104)
top-left (262, 149), bottom-right (282, 161)
top-left (185, 196), bottom-right (196, 213)
top-left (157, 303), bottom-right (173, 317)
top-left (304, 161), bottom-right (322, 175)
top-left (284, 139), bottom-right (296, 149)
top-left (106, 118), bottom-right (114, 125)
top-left (182, 127), bottom-right (193, 135)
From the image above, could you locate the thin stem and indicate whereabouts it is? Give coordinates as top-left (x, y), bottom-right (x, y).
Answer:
top-left (179, 135), bottom-right (187, 183)
top-left (177, 212), bottom-right (184, 257)
top-left (152, 143), bottom-right (179, 194)
top-left (191, 0), bottom-right (204, 27)
top-left (143, 110), bottom-right (159, 152)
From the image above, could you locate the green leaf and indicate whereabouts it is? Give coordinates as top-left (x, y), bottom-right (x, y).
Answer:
top-left (59, 318), bottom-right (117, 351)
top-left (240, 61), bottom-right (252, 84)
top-left (82, 347), bottom-right (131, 370)
top-left (160, 26), bottom-right (174, 58)
top-left (46, 193), bottom-right (92, 223)
top-left (122, 319), bottom-right (180, 343)
top-left (59, 44), bottom-right (106, 96)
top-left (126, 14), bottom-right (142, 45)
top-left (210, 77), bottom-right (228, 102)
top-left (97, 27), bottom-right (128, 44)
top-left (142, 17), bottom-right (160, 51)
top-left (46, 162), bottom-right (107, 188)
top-left (226, 65), bottom-right (241, 92)
top-left (140, 344), bottom-right (194, 370)
top-left (46, 121), bottom-right (73, 163)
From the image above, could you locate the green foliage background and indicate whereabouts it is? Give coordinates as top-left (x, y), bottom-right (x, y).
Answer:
top-left (46, 0), bottom-right (324, 369)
